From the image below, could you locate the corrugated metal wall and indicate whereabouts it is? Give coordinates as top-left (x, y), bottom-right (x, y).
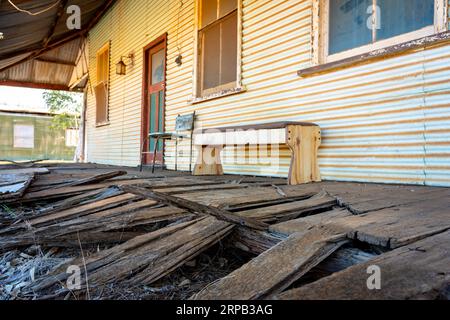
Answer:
top-left (86, 0), bottom-right (450, 187)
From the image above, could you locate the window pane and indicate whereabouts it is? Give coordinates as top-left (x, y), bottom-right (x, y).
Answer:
top-left (221, 12), bottom-right (237, 85)
top-left (219, 0), bottom-right (237, 18)
top-left (201, 23), bottom-right (221, 90)
top-left (97, 50), bottom-right (109, 84)
top-left (377, 0), bottom-right (434, 41)
top-left (13, 125), bottom-right (34, 149)
top-left (95, 83), bottom-right (108, 124)
top-left (201, 0), bottom-right (217, 28)
top-left (151, 49), bottom-right (165, 84)
top-left (329, 0), bottom-right (372, 55)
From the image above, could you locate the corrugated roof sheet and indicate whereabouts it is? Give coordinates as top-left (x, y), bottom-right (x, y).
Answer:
top-left (0, 0), bottom-right (115, 91)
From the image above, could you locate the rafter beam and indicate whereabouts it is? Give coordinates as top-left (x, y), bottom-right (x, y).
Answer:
top-left (43, 0), bottom-right (70, 48)
top-left (35, 57), bottom-right (77, 67)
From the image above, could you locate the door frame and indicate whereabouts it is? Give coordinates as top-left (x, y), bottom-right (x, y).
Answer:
top-left (141, 33), bottom-right (167, 166)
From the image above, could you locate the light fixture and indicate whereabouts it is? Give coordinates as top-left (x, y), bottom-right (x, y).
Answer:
top-left (175, 54), bottom-right (182, 66)
top-left (116, 53), bottom-right (134, 75)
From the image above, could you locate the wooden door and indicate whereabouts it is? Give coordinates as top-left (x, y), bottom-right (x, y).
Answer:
top-left (142, 34), bottom-right (167, 165)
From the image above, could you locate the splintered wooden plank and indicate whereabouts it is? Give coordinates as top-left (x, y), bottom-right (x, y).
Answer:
top-left (191, 228), bottom-right (348, 300)
top-left (37, 199), bottom-right (162, 235)
top-left (21, 184), bottom-right (109, 201)
top-left (37, 186), bottom-right (123, 215)
top-left (0, 193), bottom-right (139, 237)
top-left (237, 191), bottom-right (336, 222)
top-left (50, 203), bottom-right (188, 237)
top-left (319, 182), bottom-right (450, 214)
top-left (0, 173), bottom-right (34, 201)
top-left (276, 230), bottom-right (450, 300)
top-left (122, 185), bottom-right (268, 231)
top-left (34, 170), bottom-right (127, 191)
top-left (153, 183), bottom-right (242, 194)
top-left (230, 227), bottom-right (286, 255)
top-left (270, 208), bottom-right (352, 235)
top-left (0, 168), bottom-right (49, 175)
top-left (21, 177), bottom-right (224, 202)
top-left (32, 217), bottom-right (233, 293)
top-left (326, 200), bottom-right (450, 248)
top-left (177, 185), bottom-right (322, 208)
top-left (32, 219), bottom-right (199, 292)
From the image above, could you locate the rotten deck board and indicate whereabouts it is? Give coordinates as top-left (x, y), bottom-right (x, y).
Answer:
top-left (276, 230), bottom-right (450, 300)
top-left (191, 228), bottom-right (348, 300)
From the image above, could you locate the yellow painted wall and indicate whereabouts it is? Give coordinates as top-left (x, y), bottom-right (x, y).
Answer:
top-left (86, 0), bottom-right (450, 186)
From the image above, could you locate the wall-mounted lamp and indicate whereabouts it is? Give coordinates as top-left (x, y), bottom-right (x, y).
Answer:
top-left (116, 53), bottom-right (135, 75)
top-left (175, 54), bottom-right (182, 66)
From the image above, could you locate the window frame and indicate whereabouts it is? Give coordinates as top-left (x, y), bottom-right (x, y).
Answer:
top-left (95, 41), bottom-right (110, 126)
top-left (13, 124), bottom-right (34, 149)
top-left (192, 0), bottom-right (243, 103)
top-left (65, 128), bottom-right (79, 147)
top-left (313, 0), bottom-right (448, 65)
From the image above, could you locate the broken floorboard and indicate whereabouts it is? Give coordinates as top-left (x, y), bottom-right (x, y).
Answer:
top-left (122, 185), bottom-right (269, 231)
top-left (31, 216), bottom-right (234, 295)
top-left (275, 230), bottom-right (450, 300)
top-left (236, 191), bottom-right (337, 223)
top-left (0, 173), bottom-right (34, 202)
top-left (191, 228), bottom-right (348, 300)
top-left (270, 198), bottom-right (450, 249)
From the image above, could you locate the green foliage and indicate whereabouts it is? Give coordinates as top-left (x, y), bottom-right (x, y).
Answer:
top-left (42, 90), bottom-right (82, 130)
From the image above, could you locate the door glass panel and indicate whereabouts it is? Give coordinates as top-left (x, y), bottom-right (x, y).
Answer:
top-left (329, 0), bottom-right (372, 55)
top-left (151, 49), bottom-right (165, 84)
top-left (158, 91), bottom-right (164, 151)
top-left (149, 93), bottom-right (157, 152)
top-left (377, 0), bottom-right (434, 41)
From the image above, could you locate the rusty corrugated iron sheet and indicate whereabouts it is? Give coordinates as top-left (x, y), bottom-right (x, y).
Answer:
top-left (0, 0), bottom-right (114, 90)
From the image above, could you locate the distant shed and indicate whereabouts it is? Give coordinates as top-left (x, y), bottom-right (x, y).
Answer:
top-left (0, 109), bottom-right (78, 162)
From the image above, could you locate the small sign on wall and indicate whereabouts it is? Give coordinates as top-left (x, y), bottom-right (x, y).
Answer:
top-left (13, 125), bottom-right (34, 149)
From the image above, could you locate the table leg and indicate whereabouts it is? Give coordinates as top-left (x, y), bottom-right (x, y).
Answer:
top-left (286, 125), bottom-right (321, 185)
top-left (193, 145), bottom-right (224, 176)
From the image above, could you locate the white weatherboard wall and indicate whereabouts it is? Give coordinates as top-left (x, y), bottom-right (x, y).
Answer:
top-left (86, 0), bottom-right (450, 187)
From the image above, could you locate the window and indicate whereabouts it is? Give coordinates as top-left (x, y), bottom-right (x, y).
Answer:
top-left (95, 42), bottom-right (110, 125)
top-left (65, 129), bottom-right (79, 147)
top-left (13, 125), bottom-right (34, 149)
top-left (316, 0), bottom-right (448, 63)
top-left (196, 0), bottom-right (240, 98)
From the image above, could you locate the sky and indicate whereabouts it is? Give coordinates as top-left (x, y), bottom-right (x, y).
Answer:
top-left (0, 86), bottom-right (83, 113)
top-left (0, 86), bottom-right (49, 112)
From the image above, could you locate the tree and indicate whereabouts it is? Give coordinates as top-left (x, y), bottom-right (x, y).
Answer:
top-left (43, 90), bottom-right (83, 162)
top-left (42, 90), bottom-right (82, 130)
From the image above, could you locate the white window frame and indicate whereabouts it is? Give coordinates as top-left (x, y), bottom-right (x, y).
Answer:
top-left (65, 128), bottom-right (79, 147)
top-left (191, 0), bottom-right (243, 103)
top-left (313, 0), bottom-right (448, 65)
top-left (13, 124), bottom-right (34, 149)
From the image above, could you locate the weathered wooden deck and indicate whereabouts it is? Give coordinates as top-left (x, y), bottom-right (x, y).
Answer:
top-left (0, 163), bottom-right (449, 300)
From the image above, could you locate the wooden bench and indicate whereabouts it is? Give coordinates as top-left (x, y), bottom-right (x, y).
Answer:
top-left (192, 122), bottom-right (321, 185)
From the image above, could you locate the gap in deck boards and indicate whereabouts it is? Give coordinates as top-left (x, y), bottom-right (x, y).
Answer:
top-left (69, 243), bottom-right (255, 300)
top-left (285, 240), bottom-right (389, 291)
